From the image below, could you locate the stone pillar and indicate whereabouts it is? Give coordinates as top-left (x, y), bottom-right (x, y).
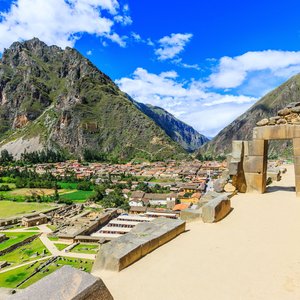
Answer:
top-left (243, 140), bottom-right (268, 193)
top-left (293, 138), bottom-right (300, 196)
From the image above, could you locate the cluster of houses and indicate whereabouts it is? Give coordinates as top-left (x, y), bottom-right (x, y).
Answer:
top-left (31, 160), bottom-right (226, 181)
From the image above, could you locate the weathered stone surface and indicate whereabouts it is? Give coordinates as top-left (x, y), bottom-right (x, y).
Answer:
top-left (256, 118), bottom-right (269, 126)
top-left (213, 178), bottom-right (227, 193)
top-left (291, 106), bottom-right (300, 113)
top-left (92, 218), bottom-right (186, 272)
top-left (278, 107), bottom-right (291, 116)
top-left (243, 156), bottom-right (265, 174)
top-left (202, 195), bottom-right (231, 223)
top-left (245, 140), bottom-right (268, 156)
top-left (8, 266), bottom-right (113, 300)
top-left (244, 173), bottom-right (266, 193)
top-left (180, 209), bottom-right (202, 221)
top-left (224, 183), bottom-right (236, 193)
top-left (253, 125), bottom-right (300, 140)
top-left (277, 118), bottom-right (287, 125)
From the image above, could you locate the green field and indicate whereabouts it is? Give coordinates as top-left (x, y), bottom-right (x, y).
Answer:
top-left (54, 243), bottom-right (68, 251)
top-left (71, 243), bottom-right (99, 254)
top-left (48, 236), bottom-right (59, 241)
top-left (0, 232), bottom-right (38, 251)
top-left (47, 225), bottom-right (57, 231)
top-left (0, 201), bottom-right (54, 218)
top-left (0, 238), bottom-right (50, 267)
top-left (57, 182), bottom-right (78, 189)
top-left (25, 227), bottom-right (40, 231)
top-left (59, 190), bottom-right (95, 202)
top-left (0, 257), bottom-right (94, 289)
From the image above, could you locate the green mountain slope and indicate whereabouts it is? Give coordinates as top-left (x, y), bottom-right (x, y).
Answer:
top-left (201, 73), bottom-right (300, 157)
top-left (129, 98), bottom-right (209, 152)
top-left (0, 38), bottom-right (186, 161)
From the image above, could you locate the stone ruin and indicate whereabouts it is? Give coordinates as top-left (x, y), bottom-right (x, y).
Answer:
top-left (228, 102), bottom-right (300, 196)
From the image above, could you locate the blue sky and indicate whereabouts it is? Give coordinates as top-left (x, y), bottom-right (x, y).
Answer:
top-left (1, 0), bottom-right (300, 136)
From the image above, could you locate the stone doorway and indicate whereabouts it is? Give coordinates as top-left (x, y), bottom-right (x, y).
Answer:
top-left (228, 125), bottom-right (300, 197)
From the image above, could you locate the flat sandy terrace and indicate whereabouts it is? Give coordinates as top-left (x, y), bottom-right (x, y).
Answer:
top-left (98, 165), bottom-right (300, 300)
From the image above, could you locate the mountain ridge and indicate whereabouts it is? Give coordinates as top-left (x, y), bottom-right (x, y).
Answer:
top-left (0, 38), bottom-right (188, 161)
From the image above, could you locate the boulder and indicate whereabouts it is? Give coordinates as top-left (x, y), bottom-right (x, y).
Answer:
top-left (202, 194), bottom-right (232, 223)
top-left (8, 266), bottom-right (113, 300)
top-left (224, 183), bottom-right (236, 193)
top-left (291, 106), bottom-right (300, 113)
top-left (180, 209), bottom-right (202, 222)
top-left (277, 118), bottom-right (287, 125)
top-left (213, 178), bottom-right (227, 193)
top-left (256, 118), bottom-right (269, 126)
top-left (278, 107), bottom-right (291, 116)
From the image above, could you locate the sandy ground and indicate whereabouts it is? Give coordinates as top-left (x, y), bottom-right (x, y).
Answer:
top-left (99, 165), bottom-right (300, 300)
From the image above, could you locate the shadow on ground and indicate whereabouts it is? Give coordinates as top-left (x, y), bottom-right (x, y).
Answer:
top-left (266, 186), bottom-right (295, 193)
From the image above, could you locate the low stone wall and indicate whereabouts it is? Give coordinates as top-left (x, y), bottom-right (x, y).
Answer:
top-left (0, 233), bottom-right (41, 256)
top-left (92, 218), bottom-right (186, 272)
top-left (202, 195), bottom-right (231, 223)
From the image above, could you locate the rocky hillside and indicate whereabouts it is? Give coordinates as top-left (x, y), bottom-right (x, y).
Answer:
top-left (201, 73), bottom-right (300, 157)
top-left (129, 98), bottom-right (209, 152)
top-left (0, 38), bottom-right (186, 161)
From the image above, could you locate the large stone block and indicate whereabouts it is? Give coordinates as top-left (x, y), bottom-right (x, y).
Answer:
top-left (92, 218), bottom-right (186, 272)
top-left (244, 172), bottom-right (266, 193)
top-left (180, 209), bottom-right (202, 221)
top-left (243, 155), bottom-right (266, 174)
top-left (202, 194), bottom-right (231, 223)
top-left (245, 140), bottom-right (268, 156)
top-left (8, 266), bottom-right (113, 300)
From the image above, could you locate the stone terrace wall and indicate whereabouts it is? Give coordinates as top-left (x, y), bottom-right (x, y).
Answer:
top-left (0, 233), bottom-right (41, 256)
top-left (92, 218), bottom-right (186, 272)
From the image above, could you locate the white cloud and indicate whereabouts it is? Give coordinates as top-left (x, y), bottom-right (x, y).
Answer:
top-left (116, 68), bottom-right (257, 136)
top-left (172, 58), bottom-right (200, 70)
top-left (209, 50), bottom-right (300, 89)
top-left (86, 50), bottom-right (92, 55)
top-left (155, 33), bottom-right (193, 61)
top-left (0, 0), bottom-right (131, 52)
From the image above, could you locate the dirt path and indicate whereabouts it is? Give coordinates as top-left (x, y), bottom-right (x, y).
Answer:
top-left (99, 165), bottom-right (300, 300)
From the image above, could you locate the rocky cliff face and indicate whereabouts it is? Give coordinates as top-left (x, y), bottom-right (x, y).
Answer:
top-left (201, 73), bottom-right (300, 157)
top-left (0, 38), bottom-right (186, 161)
top-left (130, 99), bottom-right (209, 152)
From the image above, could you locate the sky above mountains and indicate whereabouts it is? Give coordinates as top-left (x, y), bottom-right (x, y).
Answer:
top-left (1, 0), bottom-right (300, 136)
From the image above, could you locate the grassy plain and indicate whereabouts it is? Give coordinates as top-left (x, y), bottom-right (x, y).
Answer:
top-left (0, 232), bottom-right (38, 251)
top-left (71, 243), bottom-right (99, 254)
top-left (0, 201), bottom-right (53, 218)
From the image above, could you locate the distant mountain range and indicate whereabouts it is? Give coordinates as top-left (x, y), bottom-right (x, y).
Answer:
top-left (129, 98), bottom-right (209, 152)
top-left (0, 38), bottom-right (208, 161)
top-left (201, 73), bottom-right (300, 157)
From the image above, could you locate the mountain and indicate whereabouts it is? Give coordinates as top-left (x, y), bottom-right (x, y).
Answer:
top-left (129, 98), bottom-right (209, 152)
top-left (201, 73), bottom-right (300, 157)
top-left (0, 38), bottom-right (187, 161)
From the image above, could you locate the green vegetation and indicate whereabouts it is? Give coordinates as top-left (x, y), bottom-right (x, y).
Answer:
top-left (0, 232), bottom-right (38, 251)
top-left (21, 257), bottom-right (93, 288)
top-left (0, 256), bottom-right (94, 289)
top-left (47, 225), bottom-right (57, 231)
top-left (59, 190), bottom-right (95, 202)
top-left (0, 238), bottom-right (49, 267)
top-left (0, 201), bottom-right (53, 218)
top-left (25, 227), bottom-right (40, 231)
top-left (71, 243), bottom-right (99, 254)
top-left (48, 236), bottom-right (59, 241)
top-left (54, 243), bottom-right (69, 251)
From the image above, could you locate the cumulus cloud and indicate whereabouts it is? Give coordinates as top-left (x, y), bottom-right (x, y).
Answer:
top-left (116, 68), bottom-right (256, 136)
top-left (155, 33), bottom-right (193, 61)
top-left (209, 50), bottom-right (300, 89)
top-left (0, 0), bottom-right (131, 52)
